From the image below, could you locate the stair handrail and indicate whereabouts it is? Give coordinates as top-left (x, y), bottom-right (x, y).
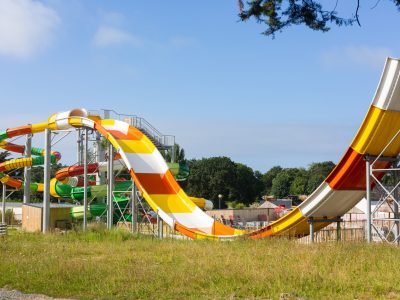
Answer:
top-left (99, 109), bottom-right (175, 147)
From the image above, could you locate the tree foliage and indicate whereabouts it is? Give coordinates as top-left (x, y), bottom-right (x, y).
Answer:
top-left (184, 156), bottom-right (335, 207)
top-left (162, 144), bottom-right (186, 163)
top-left (185, 157), bottom-right (263, 207)
top-left (238, 0), bottom-right (400, 36)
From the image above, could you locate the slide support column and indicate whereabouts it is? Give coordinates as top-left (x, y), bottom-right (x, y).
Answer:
top-left (23, 134), bottom-right (32, 204)
top-left (42, 129), bottom-right (51, 233)
top-left (366, 159), bottom-right (372, 243)
top-left (1, 184), bottom-right (5, 224)
top-left (131, 182), bottom-right (137, 234)
top-left (309, 217), bottom-right (314, 243)
top-left (83, 128), bottom-right (88, 231)
top-left (107, 143), bottom-right (114, 229)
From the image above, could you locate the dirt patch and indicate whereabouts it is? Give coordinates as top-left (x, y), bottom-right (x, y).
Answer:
top-left (0, 289), bottom-right (73, 300)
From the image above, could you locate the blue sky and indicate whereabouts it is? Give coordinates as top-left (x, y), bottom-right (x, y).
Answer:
top-left (0, 0), bottom-right (399, 172)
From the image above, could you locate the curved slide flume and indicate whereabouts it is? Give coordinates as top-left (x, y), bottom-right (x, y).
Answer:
top-left (53, 162), bottom-right (212, 210)
top-left (0, 58), bottom-right (399, 239)
top-left (0, 141), bottom-right (61, 192)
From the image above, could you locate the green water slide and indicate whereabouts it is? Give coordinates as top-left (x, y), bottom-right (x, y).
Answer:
top-left (68, 162), bottom-right (189, 221)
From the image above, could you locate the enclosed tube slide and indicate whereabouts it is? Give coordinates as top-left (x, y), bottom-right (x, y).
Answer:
top-left (1, 58), bottom-right (399, 239)
top-left (0, 141), bottom-right (60, 192)
top-left (0, 123), bottom-right (212, 210)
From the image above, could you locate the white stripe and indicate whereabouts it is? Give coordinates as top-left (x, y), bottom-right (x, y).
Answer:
top-left (117, 151), bottom-right (132, 171)
top-left (56, 118), bottom-right (71, 130)
top-left (81, 118), bottom-right (95, 128)
top-left (124, 151), bottom-right (168, 174)
top-left (299, 182), bottom-right (333, 216)
top-left (309, 190), bottom-right (365, 217)
top-left (102, 120), bottom-right (129, 135)
top-left (157, 209), bottom-right (174, 227)
top-left (169, 206), bottom-right (214, 231)
top-left (299, 182), bottom-right (366, 217)
top-left (373, 57), bottom-right (400, 111)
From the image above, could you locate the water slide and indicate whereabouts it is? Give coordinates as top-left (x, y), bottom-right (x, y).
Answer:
top-left (0, 137), bottom-right (212, 213)
top-left (0, 57), bottom-right (399, 239)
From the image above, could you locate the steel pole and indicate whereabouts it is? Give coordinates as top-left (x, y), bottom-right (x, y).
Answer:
top-left (107, 143), bottom-right (114, 229)
top-left (42, 129), bottom-right (51, 233)
top-left (157, 211), bottom-right (162, 239)
top-left (76, 129), bottom-right (81, 165)
top-left (23, 134), bottom-right (32, 204)
top-left (1, 183), bottom-right (5, 224)
top-left (309, 218), bottom-right (314, 243)
top-left (83, 128), bottom-right (88, 231)
top-left (366, 160), bottom-right (372, 243)
top-left (95, 132), bottom-right (105, 185)
top-left (394, 169), bottom-right (399, 244)
top-left (336, 219), bottom-right (341, 242)
top-left (131, 182), bottom-right (137, 234)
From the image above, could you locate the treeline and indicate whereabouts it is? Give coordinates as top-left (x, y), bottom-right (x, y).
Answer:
top-left (181, 157), bottom-right (336, 208)
top-left (1, 148), bottom-right (336, 207)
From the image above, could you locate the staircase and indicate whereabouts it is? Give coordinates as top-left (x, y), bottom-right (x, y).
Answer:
top-left (95, 109), bottom-right (175, 152)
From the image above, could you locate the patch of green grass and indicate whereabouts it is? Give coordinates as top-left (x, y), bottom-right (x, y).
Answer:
top-left (1, 231), bottom-right (400, 299)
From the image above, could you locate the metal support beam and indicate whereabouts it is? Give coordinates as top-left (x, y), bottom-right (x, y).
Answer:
top-left (95, 132), bottom-right (105, 185)
top-left (366, 159), bottom-right (372, 243)
top-left (309, 217), bottom-right (314, 243)
top-left (23, 134), bottom-right (32, 204)
top-left (42, 129), bottom-right (51, 233)
top-left (157, 211), bottom-right (163, 239)
top-left (76, 129), bottom-right (83, 165)
top-left (107, 143), bottom-right (114, 229)
top-left (131, 182), bottom-right (137, 234)
top-left (83, 128), bottom-right (88, 231)
top-left (393, 169), bottom-right (399, 244)
top-left (336, 220), bottom-right (341, 241)
top-left (1, 183), bottom-right (5, 224)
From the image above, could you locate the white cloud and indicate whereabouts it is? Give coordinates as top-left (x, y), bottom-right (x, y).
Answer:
top-left (321, 45), bottom-right (393, 69)
top-left (168, 36), bottom-right (198, 48)
top-left (0, 0), bottom-right (60, 59)
top-left (93, 26), bottom-right (142, 47)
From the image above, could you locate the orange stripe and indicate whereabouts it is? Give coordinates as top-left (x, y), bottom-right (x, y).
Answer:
top-left (248, 225), bottom-right (273, 239)
top-left (326, 147), bottom-right (390, 190)
top-left (128, 169), bottom-right (144, 193)
top-left (174, 222), bottom-right (197, 239)
top-left (3, 177), bottom-right (23, 189)
top-left (7, 125), bottom-right (32, 138)
top-left (94, 122), bottom-right (110, 138)
top-left (0, 142), bottom-right (25, 154)
top-left (107, 127), bottom-right (143, 141)
top-left (211, 221), bottom-right (237, 236)
top-left (136, 170), bottom-right (181, 194)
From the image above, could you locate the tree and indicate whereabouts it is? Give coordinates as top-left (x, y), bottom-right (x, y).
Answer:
top-left (305, 161), bottom-right (335, 193)
top-left (238, 0), bottom-right (400, 37)
top-left (163, 144), bottom-right (186, 163)
top-left (261, 166), bottom-right (282, 195)
top-left (271, 171), bottom-right (291, 198)
top-left (185, 157), bottom-right (263, 207)
top-left (0, 151), bottom-right (11, 163)
top-left (290, 175), bottom-right (307, 195)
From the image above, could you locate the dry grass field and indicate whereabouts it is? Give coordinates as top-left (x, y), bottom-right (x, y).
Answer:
top-left (1, 228), bottom-right (400, 299)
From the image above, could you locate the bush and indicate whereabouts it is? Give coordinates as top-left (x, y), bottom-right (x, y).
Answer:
top-left (0, 209), bottom-right (15, 225)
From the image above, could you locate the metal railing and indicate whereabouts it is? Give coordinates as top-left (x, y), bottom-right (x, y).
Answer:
top-left (89, 109), bottom-right (175, 148)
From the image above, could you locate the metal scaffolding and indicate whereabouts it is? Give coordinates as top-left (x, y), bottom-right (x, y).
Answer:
top-left (365, 128), bottom-right (400, 244)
